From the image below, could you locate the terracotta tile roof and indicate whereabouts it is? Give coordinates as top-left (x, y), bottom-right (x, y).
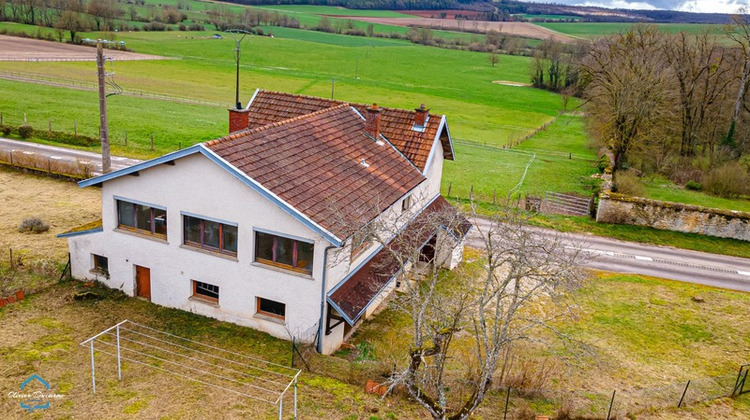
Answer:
top-left (328, 195), bottom-right (470, 323)
top-left (206, 105), bottom-right (426, 240)
top-left (245, 90), bottom-right (454, 171)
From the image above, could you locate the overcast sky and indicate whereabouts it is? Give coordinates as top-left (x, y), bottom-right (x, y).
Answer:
top-left (520, 0), bottom-right (748, 14)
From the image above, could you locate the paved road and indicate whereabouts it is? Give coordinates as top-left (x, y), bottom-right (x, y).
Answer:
top-left (468, 218), bottom-right (750, 292)
top-left (0, 137), bottom-right (142, 175)
top-left (2, 137), bottom-right (749, 292)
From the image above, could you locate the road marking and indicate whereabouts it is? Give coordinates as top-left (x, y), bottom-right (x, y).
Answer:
top-left (738, 271), bottom-right (750, 277)
top-left (635, 256), bottom-right (653, 261)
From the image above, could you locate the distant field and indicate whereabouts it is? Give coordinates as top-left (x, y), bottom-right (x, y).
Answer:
top-left (535, 22), bottom-right (726, 38)
top-left (0, 28), bottom-right (561, 147)
top-left (518, 14), bottom-right (582, 21)
top-left (251, 5), bottom-right (411, 18)
top-left (348, 17), bottom-right (576, 42)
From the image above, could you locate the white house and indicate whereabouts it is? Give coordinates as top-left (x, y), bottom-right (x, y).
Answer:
top-left (60, 89), bottom-right (469, 354)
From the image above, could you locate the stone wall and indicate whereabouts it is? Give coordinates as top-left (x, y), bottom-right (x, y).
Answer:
top-left (596, 192), bottom-right (750, 241)
top-left (0, 148), bottom-right (95, 179)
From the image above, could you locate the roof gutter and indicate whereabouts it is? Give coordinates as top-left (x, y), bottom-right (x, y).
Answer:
top-left (316, 245), bottom-right (337, 354)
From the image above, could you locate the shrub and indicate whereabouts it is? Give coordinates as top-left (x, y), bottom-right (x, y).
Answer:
top-left (18, 217), bottom-right (49, 234)
top-left (1, 125), bottom-right (11, 136)
top-left (187, 23), bottom-right (204, 31)
top-left (703, 162), bottom-right (750, 198)
top-left (614, 170), bottom-right (644, 197)
top-left (17, 124), bottom-right (33, 139)
top-left (685, 180), bottom-right (702, 191)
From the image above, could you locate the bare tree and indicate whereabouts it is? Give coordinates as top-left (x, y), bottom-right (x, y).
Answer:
top-left (87, 0), bottom-right (123, 31)
top-left (342, 195), bottom-right (587, 419)
top-left (580, 25), bottom-right (676, 170)
top-left (725, 10), bottom-right (750, 147)
top-left (54, 10), bottom-right (89, 43)
top-left (664, 31), bottom-right (734, 158)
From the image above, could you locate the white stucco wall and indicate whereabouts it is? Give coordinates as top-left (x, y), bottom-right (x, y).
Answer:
top-left (68, 153), bottom-right (328, 345)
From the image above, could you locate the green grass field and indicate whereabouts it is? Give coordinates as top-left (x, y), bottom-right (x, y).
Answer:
top-left (251, 5), bottom-right (412, 18)
top-left (443, 114), bottom-right (599, 200)
top-left (642, 176), bottom-right (750, 213)
top-left (0, 27), bottom-right (561, 147)
top-left (535, 22), bottom-right (727, 38)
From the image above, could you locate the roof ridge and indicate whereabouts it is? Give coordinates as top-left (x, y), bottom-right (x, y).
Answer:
top-left (205, 103), bottom-right (352, 147)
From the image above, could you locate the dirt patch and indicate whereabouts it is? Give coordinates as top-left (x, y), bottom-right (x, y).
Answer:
top-left (492, 80), bottom-right (531, 87)
top-left (0, 35), bottom-right (169, 61)
top-left (0, 167), bottom-right (101, 263)
top-left (347, 17), bottom-right (575, 42)
top-left (400, 10), bottom-right (485, 19)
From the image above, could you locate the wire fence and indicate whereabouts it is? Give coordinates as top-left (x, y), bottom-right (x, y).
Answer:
top-left (0, 71), bottom-right (231, 108)
top-left (81, 320), bottom-right (301, 419)
top-left (491, 370), bottom-right (744, 419)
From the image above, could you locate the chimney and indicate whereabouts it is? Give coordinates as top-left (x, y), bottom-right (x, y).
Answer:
top-left (364, 103), bottom-right (381, 139)
top-left (414, 103), bottom-right (429, 127)
top-left (228, 107), bottom-right (251, 134)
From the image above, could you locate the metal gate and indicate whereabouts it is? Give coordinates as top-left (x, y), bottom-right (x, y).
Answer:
top-left (542, 192), bottom-right (593, 216)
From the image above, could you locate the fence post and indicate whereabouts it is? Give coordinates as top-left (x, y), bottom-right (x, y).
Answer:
top-left (150, 134), bottom-right (154, 150)
top-left (447, 182), bottom-right (452, 198)
top-left (493, 189), bottom-right (497, 205)
top-left (1, 111), bottom-right (3, 125)
top-left (48, 119), bottom-right (51, 132)
top-left (74, 121), bottom-right (77, 136)
top-left (116, 324), bottom-right (122, 380)
top-left (291, 337), bottom-right (295, 368)
top-left (503, 387), bottom-right (511, 420)
top-left (178, 142), bottom-right (182, 150)
top-left (678, 380), bottom-right (690, 407)
top-left (124, 131), bottom-right (128, 146)
top-left (469, 185), bottom-right (473, 201)
top-left (606, 390), bottom-right (615, 420)
top-left (90, 340), bottom-right (96, 394)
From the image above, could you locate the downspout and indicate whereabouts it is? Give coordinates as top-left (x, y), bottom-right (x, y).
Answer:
top-left (317, 245), bottom-right (336, 353)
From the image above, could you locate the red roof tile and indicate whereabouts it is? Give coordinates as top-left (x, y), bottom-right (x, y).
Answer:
top-left (244, 90), bottom-right (454, 171)
top-left (328, 196), bottom-right (470, 323)
top-left (207, 105), bottom-right (426, 240)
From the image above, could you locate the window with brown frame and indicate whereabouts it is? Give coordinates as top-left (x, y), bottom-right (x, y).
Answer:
top-left (256, 297), bottom-right (285, 320)
top-left (254, 231), bottom-right (313, 274)
top-left (116, 199), bottom-right (167, 238)
top-left (192, 280), bottom-right (219, 303)
top-left (92, 254), bottom-right (109, 276)
top-left (183, 215), bottom-right (238, 256)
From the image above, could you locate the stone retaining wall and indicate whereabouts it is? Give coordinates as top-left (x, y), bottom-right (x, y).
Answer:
top-left (596, 192), bottom-right (750, 241)
top-left (0, 148), bottom-right (94, 179)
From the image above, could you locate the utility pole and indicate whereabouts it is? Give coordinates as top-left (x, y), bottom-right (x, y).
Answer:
top-left (96, 40), bottom-right (111, 173)
top-left (227, 30), bottom-right (250, 110)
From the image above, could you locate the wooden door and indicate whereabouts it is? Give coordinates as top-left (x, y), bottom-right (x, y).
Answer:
top-left (135, 265), bottom-right (151, 300)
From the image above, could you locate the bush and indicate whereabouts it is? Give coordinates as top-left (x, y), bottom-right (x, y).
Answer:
top-left (614, 170), bottom-right (644, 197)
top-left (187, 23), bottom-right (204, 31)
top-left (1, 125), bottom-right (11, 136)
top-left (703, 162), bottom-right (750, 198)
top-left (18, 217), bottom-right (49, 234)
top-left (17, 124), bottom-right (33, 139)
top-left (685, 180), bottom-right (702, 191)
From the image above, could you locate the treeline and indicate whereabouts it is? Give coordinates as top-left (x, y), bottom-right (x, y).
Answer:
top-left (0, 0), bottom-right (205, 42)
top-left (218, 0), bottom-right (459, 10)
top-left (572, 23), bottom-right (750, 198)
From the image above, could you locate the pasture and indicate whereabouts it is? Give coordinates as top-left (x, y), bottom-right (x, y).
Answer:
top-left (534, 22), bottom-right (727, 38)
top-left (0, 28), bottom-right (563, 147)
